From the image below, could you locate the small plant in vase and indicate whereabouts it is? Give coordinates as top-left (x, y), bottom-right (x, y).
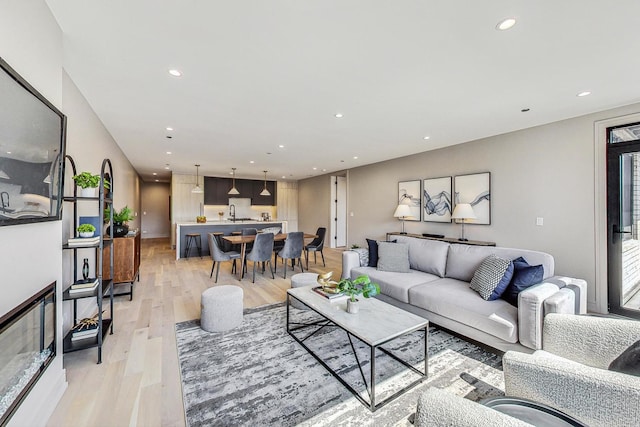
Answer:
top-left (72, 172), bottom-right (109, 197)
top-left (104, 205), bottom-right (134, 237)
top-left (337, 275), bottom-right (381, 314)
top-left (196, 215), bottom-right (207, 223)
top-left (77, 223), bottom-right (96, 238)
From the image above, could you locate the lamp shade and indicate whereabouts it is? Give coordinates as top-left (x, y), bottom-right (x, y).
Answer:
top-left (393, 204), bottom-right (413, 218)
top-left (451, 203), bottom-right (476, 220)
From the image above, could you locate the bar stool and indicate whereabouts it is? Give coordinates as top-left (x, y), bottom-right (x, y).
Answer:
top-left (184, 233), bottom-right (202, 258)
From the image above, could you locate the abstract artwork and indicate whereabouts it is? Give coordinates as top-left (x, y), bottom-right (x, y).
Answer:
top-left (454, 172), bottom-right (491, 225)
top-left (398, 180), bottom-right (421, 221)
top-left (423, 177), bottom-right (452, 223)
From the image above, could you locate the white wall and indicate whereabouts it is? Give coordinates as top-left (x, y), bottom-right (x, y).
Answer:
top-left (298, 102), bottom-right (640, 314)
top-left (0, 1), bottom-right (66, 426)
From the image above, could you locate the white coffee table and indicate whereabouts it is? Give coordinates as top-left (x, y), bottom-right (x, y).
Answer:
top-left (286, 285), bottom-right (429, 412)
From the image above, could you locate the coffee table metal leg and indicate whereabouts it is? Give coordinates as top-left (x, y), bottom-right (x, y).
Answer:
top-left (424, 325), bottom-right (429, 377)
top-left (371, 345), bottom-right (376, 411)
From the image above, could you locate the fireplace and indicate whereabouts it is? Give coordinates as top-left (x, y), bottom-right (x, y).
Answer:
top-left (0, 282), bottom-right (56, 425)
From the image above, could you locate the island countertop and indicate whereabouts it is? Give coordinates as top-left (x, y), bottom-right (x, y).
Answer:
top-left (175, 220), bottom-right (287, 259)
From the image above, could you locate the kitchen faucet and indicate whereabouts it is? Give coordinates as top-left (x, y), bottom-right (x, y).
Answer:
top-left (229, 204), bottom-right (236, 222)
top-left (0, 191), bottom-right (9, 212)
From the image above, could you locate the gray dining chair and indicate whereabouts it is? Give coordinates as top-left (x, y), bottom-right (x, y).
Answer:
top-left (245, 232), bottom-right (275, 283)
top-left (208, 233), bottom-right (240, 283)
top-left (304, 227), bottom-right (326, 269)
top-left (275, 231), bottom-right (304, 279)
top-left (242, 227), bottom-right (258, 252)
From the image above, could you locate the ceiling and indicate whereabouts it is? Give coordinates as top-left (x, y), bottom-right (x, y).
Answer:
top-left (45, 1), bottom-right (640, 183)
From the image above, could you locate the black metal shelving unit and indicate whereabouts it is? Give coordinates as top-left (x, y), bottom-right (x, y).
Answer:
top-left (61, 155), bottom-right (114, 364)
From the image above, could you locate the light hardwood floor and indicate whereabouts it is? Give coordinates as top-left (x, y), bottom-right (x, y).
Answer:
top-left (47, 238), bottom-right (344, 427)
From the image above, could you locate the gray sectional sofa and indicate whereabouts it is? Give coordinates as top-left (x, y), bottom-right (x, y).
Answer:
top-left (342, 235), bottom-right (587, 352)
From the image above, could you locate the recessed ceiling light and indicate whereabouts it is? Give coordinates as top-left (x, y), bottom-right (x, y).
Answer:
top-left (152, 172), bottom-right (157, 176)
top-left (577, 91), bottom-right (592, 97)
top-left (166, 127), bottom-right (173, 131)
top-left (335, 113), bottom-right (343, 118)
top-left (496, 18), bottom-right (516, 31)
top-left (266, 152), bottom-right (272, 155)
top-left (423, 136), bottom-right (430, 140)
top-left (249, 160), bottom-right (255, 164)
top-left (165, 165), bottom-right (170, 170)
top-left (6, 151), bottom-right (11, 154)
top-left (353, 156), bottom-right (358, 160)
top-left (281, 175), bottom-right (286, 179)
top-left (166, 151), bottom-right (172, 155)
top-left (278, 144), bottom-right (285, 148)
top-left (155, 179), bottom-right (159, 182)
top-left (322, 169), bottom-right (327, 172)
top-left (313, 167), bottom-right (317, 170)
top-left (168, 69), bottom-right (182, 77)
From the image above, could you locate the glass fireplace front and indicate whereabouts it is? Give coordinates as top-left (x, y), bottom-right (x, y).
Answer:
top-left (0, 282), bottom-right (56, 425)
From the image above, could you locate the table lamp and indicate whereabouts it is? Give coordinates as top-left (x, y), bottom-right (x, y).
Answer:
top-left (393, 204), bottom-right (415, 234)
top-left (451, 203), bottom-right (476, 241)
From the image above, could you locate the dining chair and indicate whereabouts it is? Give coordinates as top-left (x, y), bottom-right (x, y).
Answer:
top-left (245, 232), bottom-right (275, 283)
top-left (242, 227), bottom-right (258, 252)
top-left (275, 231), bottom-right (304, 279)
top-left (304, 227), bottom-right (326, 269)
top-left (208, 233), bottom-right (240, 283)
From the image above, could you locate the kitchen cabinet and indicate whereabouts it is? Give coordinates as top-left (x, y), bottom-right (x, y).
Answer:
top-left (204, 177), bottom-right (276, 205)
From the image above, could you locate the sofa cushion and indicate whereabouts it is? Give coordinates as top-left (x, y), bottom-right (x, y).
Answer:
top-left (409, 278), bottom-right (519, 343)
top-left (470, 255), bottom-right (514, 300)
top-left (445, 245), bottom-right (555, 282)
top-left (502, 257), bottom-right (545, 306)
top-left (395, 235), bottom-right (449, 277)
top-left (352, 266), bottom-right (439, 303)
top-left (377, 242), bottom-right (410, 272)
top-left (366, 238), bottom-right (379, 267)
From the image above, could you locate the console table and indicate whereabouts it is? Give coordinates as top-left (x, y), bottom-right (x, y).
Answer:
top-left (386, 232), bottom-right (496, 247)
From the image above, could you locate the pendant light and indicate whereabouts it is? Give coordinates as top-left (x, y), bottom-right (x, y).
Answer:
top-left (260, 170), bottom-right (271, 196)
top-left (191, 164), bottom-right (203, 193)
top-left (228, 167), bottom-right (240, 195)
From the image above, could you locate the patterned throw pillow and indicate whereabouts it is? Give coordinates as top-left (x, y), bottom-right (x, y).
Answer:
top-left (470, 255), bottom-right (514, 300)
top-left (351, 248), bottom-right (369, 267)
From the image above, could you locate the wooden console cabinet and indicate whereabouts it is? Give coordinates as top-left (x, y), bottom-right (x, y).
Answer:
top-left (103, 231), bottom-right (141, 300)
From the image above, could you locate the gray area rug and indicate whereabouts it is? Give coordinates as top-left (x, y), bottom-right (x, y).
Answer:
top-left (176, 303), bottom-right (505, 426)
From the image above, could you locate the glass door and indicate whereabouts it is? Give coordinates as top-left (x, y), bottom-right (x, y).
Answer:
top-left (607, 122), bottom-right (640, 318)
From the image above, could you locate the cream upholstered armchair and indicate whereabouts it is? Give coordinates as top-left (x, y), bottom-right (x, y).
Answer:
top-left (503, 313), bottom-right (640, 427)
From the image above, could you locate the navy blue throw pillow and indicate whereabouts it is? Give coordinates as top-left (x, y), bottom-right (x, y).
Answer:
top-left (366, 238), bottom-right (378, 267)
top-left (502, 257), bottom-right (544, 306)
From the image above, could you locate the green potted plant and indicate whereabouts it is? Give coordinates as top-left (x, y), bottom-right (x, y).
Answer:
top-left (337, 275), bottom-right (381, 314)
top-left (77, 223), bottom-right (96, 238)
top-left (72, 172), bottom-right (110, 197)
top-left (104, 205), bottom-right (134, 237)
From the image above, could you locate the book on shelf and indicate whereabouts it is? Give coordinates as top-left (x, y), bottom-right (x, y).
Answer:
top-left (71, 329), bottom-right (99, 341)
top-left (69, 278), bottom-right (99, 293)
top-left (67, 236), bottom-right (100, 246)
top-left (312, 286), bottom-right (348, 301)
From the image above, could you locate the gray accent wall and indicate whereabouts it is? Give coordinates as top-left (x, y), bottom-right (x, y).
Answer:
top-left (298, 102), bottom-right (640, 313)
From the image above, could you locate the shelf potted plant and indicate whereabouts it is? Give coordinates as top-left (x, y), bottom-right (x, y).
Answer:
top-left (72, 172), bottom-right (109, 197)
top-left (77, 223), bottom-right (96, 238)
top-left (337, 275), bottom-right (381, 314)
top-left (104, 205), bottom-right (133, 237)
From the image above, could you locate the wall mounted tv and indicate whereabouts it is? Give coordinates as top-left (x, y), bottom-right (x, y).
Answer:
top-left (0, 57), bottom-right (66, 226)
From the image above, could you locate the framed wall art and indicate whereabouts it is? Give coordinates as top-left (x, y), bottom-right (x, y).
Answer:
top-left (454, 172), bottom-right (491, 225)
top-left (398, 180), bottom-right (421, 221)
top-left (422, 176), bottom-right (452, 223)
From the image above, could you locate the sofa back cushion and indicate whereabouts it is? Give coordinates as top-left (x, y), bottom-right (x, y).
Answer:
top-left (445, 244), bottom-right (554, 282)
top-left (395, 235), bottom-right (449, 277)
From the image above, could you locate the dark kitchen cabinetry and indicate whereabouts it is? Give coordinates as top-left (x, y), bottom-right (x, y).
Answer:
top-left (204, 176), bottom-right (276, 205)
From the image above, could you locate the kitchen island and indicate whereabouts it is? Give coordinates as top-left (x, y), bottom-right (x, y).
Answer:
top-left (175, 220), bottom-right (287, 260)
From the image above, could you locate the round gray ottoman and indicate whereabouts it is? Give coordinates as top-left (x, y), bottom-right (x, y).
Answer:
top-left (290, 273), bottom-right (319, 310)
top-left (201, 285), bottom-right (243, 332)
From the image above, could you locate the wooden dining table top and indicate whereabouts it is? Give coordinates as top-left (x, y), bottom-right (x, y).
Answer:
top-left (222, 233), bottom-right (316, 244)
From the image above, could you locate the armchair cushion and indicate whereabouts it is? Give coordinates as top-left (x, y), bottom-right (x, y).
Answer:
top-left (609, 339), bottom-right (640, 376)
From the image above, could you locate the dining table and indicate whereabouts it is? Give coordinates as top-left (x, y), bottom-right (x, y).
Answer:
top-left (222, 232), bottom-right (317, 280)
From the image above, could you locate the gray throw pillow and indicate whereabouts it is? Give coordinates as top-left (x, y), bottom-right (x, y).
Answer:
top-left (377, 242), bottom-right (410, 273)
top-left (470, 255), bottom-right (514, 300)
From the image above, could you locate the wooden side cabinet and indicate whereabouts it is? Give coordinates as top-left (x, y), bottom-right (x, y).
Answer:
top-left (103, 231), bottom-right (141, 300)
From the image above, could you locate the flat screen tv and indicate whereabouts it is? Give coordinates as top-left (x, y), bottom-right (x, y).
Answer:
top-left (0, 57), bottom-right (66, 226)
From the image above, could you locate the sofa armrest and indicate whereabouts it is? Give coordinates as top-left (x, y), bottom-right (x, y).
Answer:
top-left (517, 282), bottom-right (562, 349)
top-left (415, 387), bottom-right (531, 427)
top-left (341, 250), bottom-right (360, 279)
top-left (543, 313), bottom-right (640, 369)
top-left (544, 276), bottom-right (588, 314)
top-left (503, 350), bottom-right (640, 427)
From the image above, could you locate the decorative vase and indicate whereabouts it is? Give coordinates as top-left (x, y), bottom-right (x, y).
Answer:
top-left (347, 299), bottom-right (359, 314)
top-left (80, 187), bottom-right (97, 197)
top-left (82, 258), bottom-right (90, 280)
top-left (107, 223), bottom-right (129, 237)
top-left (79, 231), bottom-right (94, 238)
